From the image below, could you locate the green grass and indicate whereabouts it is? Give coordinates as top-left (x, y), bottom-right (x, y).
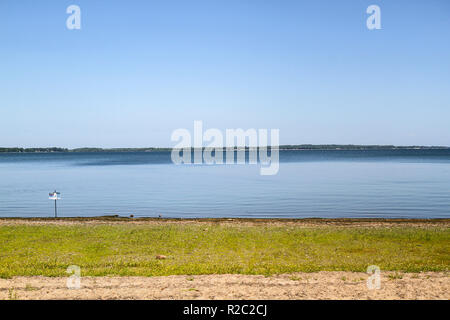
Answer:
top-left (8, 288), bottom-right (17, 300)
top-left (388, 272), bottom-right (404, 280)
top-left (0, 223), bottom-right (448, 278)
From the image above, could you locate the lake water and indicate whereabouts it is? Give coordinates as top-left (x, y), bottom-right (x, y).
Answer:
top-left (0, 150), bottom-right (449, 218)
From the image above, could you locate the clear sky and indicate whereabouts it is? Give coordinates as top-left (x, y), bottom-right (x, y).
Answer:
top-left (1, 0), bottom-right (449, 148)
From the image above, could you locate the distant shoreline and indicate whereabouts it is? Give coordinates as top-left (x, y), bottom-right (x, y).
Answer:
top-left (1, 145), bottom-right (449, 153)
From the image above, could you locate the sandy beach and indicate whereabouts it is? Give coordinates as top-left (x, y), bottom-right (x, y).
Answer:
top-left (1, 272), bottom-right (448, 300)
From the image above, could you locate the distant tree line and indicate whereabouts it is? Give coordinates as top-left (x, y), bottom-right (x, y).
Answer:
top-left (0, 145), bottom-right (448, 153)
top-left (0, 147), bottom-right (69, 153)
top-left (70, 147), bottom-right (172, 152)
top-left (278, 144), bottom-right (449, 150)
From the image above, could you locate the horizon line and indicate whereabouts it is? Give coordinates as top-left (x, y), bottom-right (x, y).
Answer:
top-left (1, 144), bottom-right (450, 152)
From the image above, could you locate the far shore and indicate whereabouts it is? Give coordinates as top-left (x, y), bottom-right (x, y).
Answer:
top-left (1, 144), bottom-right (449, 154)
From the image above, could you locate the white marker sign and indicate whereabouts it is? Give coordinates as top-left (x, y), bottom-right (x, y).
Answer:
top-left (49, 191), bottom-right (61, 200)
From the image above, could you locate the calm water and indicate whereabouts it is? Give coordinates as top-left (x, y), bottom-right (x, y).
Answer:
top-left (0, 150), bottom-right (449, 218)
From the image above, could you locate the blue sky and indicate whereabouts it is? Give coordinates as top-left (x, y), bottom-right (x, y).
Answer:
top-left (0, 0), bottom-right (449, 148)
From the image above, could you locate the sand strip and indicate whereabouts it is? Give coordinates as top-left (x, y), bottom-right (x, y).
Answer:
top-left (1, 272), bottom-right (448, 300)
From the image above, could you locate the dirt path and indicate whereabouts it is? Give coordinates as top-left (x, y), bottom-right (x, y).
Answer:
top-left (0, 217), bottom-right (448, 228)
top-left (1, 272), bottom-right (448, 300)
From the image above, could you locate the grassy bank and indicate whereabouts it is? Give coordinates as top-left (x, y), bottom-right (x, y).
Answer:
top-left (0, 220), bottom-right (448, 278)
